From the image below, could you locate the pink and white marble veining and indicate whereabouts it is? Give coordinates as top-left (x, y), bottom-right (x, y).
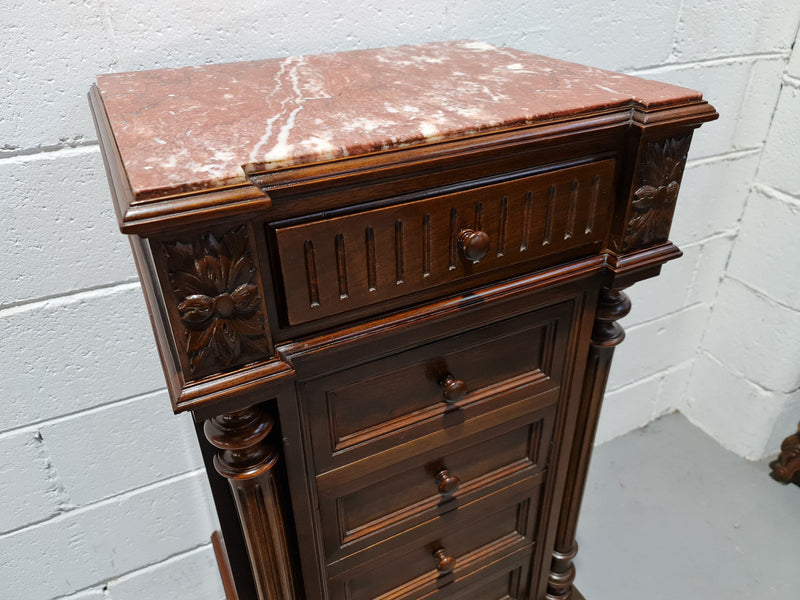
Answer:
top-left (96, 41), bottom-right (703, 200)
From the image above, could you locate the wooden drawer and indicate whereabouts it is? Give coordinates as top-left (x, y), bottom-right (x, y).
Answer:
top-left (318, 404), bottom-right (555, 562)
top-left (352, 545), bottom-right (533, 600)
top-left (327, 495), bottom-right (535, 600)
top-left (272, 158), bottom-right (615, 325)
top-left (300, 299), bottom-right (573, 474)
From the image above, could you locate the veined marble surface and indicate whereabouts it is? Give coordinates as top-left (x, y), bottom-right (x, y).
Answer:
top-left (96, 41), bottom-right (702, 200)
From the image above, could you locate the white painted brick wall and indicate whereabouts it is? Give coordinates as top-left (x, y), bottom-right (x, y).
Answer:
top-left (1, 287), bottom-right (164, 430)
top-left (757, 85), bottom-right (800, 196)
top-left (727, 187), bottom-right (800, 307)
top-left (0, 472), bottom-right (216, 599)
top-left (672, 0), bottom-right (800, 61)
top-left (3, 1), bottom-right (799, 598)
top-left (686, 354), bottom-right (800, 459)
top-left (0, 148), bottom-right (137, 306)
top-left (682, 25), bottom-right (800, 459)
top-left (702, 278), bottom-right (800, 392)
top-left (671, 154), bottom-right (759, 245)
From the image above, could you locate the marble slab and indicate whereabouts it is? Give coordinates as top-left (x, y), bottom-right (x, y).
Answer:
top-left (96, 41), bottom-right (703, 201)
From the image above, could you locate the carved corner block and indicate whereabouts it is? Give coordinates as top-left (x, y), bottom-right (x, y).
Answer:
top-left (154, 223), bottom-right (273, 381)
top-left (621, 134), bottom-right (692, 253)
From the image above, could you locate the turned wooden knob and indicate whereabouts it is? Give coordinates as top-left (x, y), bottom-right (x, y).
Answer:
top-left (433, 548), bottom-right (456, 574)
top-left (439, 374), bottom-right (467, 403)
top-left (458, 228), bottom-right (490, 262)
top-left (435, 469), bottom-right (460, 495)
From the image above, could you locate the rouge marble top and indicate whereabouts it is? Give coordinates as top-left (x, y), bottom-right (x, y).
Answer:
top-left (96, 41), bottom-right (703, 201)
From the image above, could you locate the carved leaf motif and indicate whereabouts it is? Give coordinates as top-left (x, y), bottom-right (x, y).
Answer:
top-left (163, 225), bottom-right (268, 378)
top-left (624, 135), bottom-right (691, 251)
top-left (770, 423), bottom-right (800, 485)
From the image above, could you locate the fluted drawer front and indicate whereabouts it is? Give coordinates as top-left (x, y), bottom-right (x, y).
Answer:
top-left (301, 299), bottom-right (573, 474)
top-left (317, 405), bottom-right (555, 562)
top-left (272, 159), bottom-right (615, 325)
top-left (327, 496), bottom-right (535, 600)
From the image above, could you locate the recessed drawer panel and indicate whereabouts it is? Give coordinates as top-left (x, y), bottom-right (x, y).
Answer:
top-left (301, 300), bottom-right (573, 473)
top-left (344, 546), bottom-right (533, 600)
top-left (318, 407), bottom-right (555, 562)
top-left (328, 499), bottom-right (533, 600)
top-left (272, 159), bottom-right (615, 325)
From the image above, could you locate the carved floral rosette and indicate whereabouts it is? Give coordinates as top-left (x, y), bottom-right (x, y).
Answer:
top-left (162, 225), bottom-right (269, 379)
top-left (623, 135), bottom-right (691, 252)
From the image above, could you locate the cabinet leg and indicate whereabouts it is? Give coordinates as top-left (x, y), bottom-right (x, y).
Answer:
top-left (205, 406), bottom-right (297, 600)
top-left (546, 288), bottom-right (631, 599)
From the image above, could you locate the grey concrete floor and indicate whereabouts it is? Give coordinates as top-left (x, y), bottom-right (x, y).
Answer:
top-left (574, 413), bottom-right (800, 599)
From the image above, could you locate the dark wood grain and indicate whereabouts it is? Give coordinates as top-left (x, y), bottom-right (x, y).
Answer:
top-left (545, 288), bottom-right (631, 600)
top-left (204, 405), bottom-right (296, 600)
top-left (329, 500), bottom-right (531, 600)
top-left (91, 44), bottom-right (717, 600)
top-left (317, 408), bottom-right (554, 563)
top-left (272, 160), bottom-right (615, 326)
top-left (212, 531), bottom-right (240, 600)
top-left (770, 421), bottom-right (800, 486)
top-left (299, 298), bottom-right (571, 474)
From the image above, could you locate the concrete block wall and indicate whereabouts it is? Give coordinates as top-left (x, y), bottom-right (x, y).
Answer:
top-left (681, 27), bottom-right (800, 460)
top-left (2, 1), bottom-right (798, 597)
top-left (596, 5), bottom-right (800, 444)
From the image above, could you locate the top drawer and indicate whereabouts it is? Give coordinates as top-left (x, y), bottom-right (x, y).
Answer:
top-left (271, 159), bottom-right (615, 325)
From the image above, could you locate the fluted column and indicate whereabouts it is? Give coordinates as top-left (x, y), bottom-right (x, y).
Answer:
top-left (204, 405), bottom-right (296, 600)
top-left (546, 288), bottom-right (631, 599)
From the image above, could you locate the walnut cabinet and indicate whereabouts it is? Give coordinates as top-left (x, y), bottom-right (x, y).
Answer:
top-left (90, 41), bottom-right (716, 600)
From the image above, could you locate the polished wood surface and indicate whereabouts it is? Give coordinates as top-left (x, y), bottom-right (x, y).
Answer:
top-left (271, 159), bottom-right (615, 326)
top-left (91, 43), bottom-right (716, 600)
top-left (545, 287), bottom-right (631, 600)
top-left (770, 421), bottom-right (800, 486)
top-left (204, 406), bottom-right (297, 599)
top-left (212, 531), bottom-right (240, 600)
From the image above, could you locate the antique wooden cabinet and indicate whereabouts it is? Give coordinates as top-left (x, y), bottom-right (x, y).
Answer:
top-left (90, 41), bottom-right (716, 600)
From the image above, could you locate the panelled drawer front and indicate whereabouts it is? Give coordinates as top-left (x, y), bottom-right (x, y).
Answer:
top-left (318, 404), bottom-right (555, 562)
top-left (273, 158), bottom-right (615, 325)
top-left (301, 300), bottom-right (572, 473)
top-left (328, 497), bottom-right (534, 600)
top-left (370, 545), bottom-right (532, 600)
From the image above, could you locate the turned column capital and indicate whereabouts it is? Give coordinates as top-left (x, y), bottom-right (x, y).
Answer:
top-left (204, 405), bottom-right (279, 480)
top-left (591, 288), bottom-right (631, 347)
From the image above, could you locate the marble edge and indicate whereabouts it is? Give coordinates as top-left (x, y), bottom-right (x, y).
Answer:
top-left (125, 98), bottom-right (708, 204)
top-left (95, 41), bottom-right (709, 204)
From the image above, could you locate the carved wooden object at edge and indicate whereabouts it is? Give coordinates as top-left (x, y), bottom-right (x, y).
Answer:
top-left (88, 43), bottom-right (718, 600)
top-left (623, 135), bottom-right (691, 252)
top-left (545, 287), bottom-right (632, 600)
top-left (770, 422), bottom-right (800, 486)
top-left (162, 225), bottom-right (270, 380)
top-left (204, 405), bottom-right (296, 600)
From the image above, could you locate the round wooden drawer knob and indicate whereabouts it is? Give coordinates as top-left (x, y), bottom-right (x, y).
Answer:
top-left (435, 469), bottom-right (460, 495)
top-left (439, 374), bottom-right (467, 403)
top-left (433, 548), bottom-right (456, 575)
top-left (458, 228), bottom-right (490, 262)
